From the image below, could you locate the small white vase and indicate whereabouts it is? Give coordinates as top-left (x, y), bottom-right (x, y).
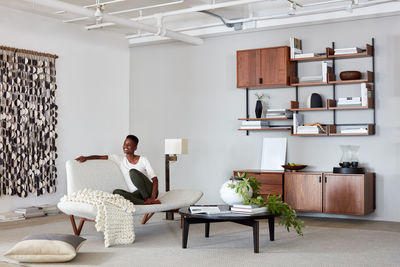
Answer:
top-left (219, 180), bottom-right (253, 206)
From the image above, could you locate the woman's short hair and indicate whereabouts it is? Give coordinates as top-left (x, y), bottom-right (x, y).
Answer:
top-left (126, 135), bottom-right (139, 145)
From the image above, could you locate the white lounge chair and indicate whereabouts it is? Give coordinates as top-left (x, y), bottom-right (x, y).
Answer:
top-left (57, 160), bottom-right (203, 235)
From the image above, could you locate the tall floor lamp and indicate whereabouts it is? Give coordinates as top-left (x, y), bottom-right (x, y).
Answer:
top-left (165, 138), bottom-right (188, 220)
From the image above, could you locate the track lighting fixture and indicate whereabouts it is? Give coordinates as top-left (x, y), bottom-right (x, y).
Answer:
top-left (288, 1), bottom-right (296, 15)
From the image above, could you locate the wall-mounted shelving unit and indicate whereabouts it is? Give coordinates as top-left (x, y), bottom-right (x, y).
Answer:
top-left (236, 38), bottom-right (376, 137)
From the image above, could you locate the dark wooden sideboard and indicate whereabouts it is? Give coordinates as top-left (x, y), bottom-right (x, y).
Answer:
top-left (233, 170), bottom-right (375, 216)
top-left (284, 172), bottom-right (375, 215)
top-left (233, 170), bottom-right (284, 198)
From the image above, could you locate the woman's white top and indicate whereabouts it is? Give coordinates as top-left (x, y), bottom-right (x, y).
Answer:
top-left (108, 154), bottom-right (157, 192)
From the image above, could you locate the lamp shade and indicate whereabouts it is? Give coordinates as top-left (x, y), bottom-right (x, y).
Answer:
top-left (165, 139), bottom-right (188, 155)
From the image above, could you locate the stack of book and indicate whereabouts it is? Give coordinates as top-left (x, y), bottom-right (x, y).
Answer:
top-left (37, 204), bottom-right (60, 216)
top-left (298, 75), bottom-right (323, 83)
top-left (15, 207), bottom-right (45, 219)
top-left (321, 61), bottom-right (333, 82)
top-left (293, 113), bottom-right (304, 134)
top-left (294, 52), bottom-right (321, 59)
top-left (298, 61), bottom-right (332, 83)
top-left (361, 83), bottom-right (371, 106)
top-left (240, 120), bottom-right (270, 130)
top-left (265, 109), bottom-right (293, 119)
top-left (189, 205), bottom-right (230, 214)
top-left (0, 212), bottom-right (25, 222)
top-left (231, 204), bottom-right (267, 214)
top-left (334, 47), bottom-right (362, 55)
top-left (337, 97), bottom-right (362, 107)
top-left (340, 125), bottom-right (368, 134)
top-left (296, 125), bottom-right (320, 134)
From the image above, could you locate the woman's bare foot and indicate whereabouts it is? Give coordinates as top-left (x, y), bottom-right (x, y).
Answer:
top-left (144, 197), bottom-right (161, 204)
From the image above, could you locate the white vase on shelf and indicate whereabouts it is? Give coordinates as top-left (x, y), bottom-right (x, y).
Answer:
top-left (219, 180), bottom-right (252, 206)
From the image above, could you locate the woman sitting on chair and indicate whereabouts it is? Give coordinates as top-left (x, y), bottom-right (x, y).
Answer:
top-left (75, 135), bottom-right (161, 205)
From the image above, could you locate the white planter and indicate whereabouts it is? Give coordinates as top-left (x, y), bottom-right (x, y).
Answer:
top-left (219, 180), bottom-right (253, 206)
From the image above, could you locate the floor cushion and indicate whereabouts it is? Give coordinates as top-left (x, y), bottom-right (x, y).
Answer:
top-left (4, 234), bottom-right (86, 263)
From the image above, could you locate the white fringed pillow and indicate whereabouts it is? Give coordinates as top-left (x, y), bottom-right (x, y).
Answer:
top-left (4, 233), bottom-right (86, 263)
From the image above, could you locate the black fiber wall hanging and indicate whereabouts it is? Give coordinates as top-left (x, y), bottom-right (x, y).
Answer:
top-left (0, 46), bottom-right (58, 197)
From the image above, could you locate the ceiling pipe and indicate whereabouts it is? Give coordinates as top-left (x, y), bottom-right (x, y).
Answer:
top-left (124, 22), bottom-right (223, 39)
top-left (72, 0), bottom-right (184, 25)
top-left (23, 0), bottom-right (203, 45)
top-left (84, 0), bottom-right (125, 9)
top-left (87, 0), bottom-right (270, 30)
top-left (109, 0), bottom-right (184, 15)
top-left (215, 0), bottom-right (396, 24)
top-left (126, 0), bottom-right (396, 41)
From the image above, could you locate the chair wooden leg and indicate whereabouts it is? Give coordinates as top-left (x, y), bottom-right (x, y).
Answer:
top-left (69, 215), bottom-right (94, 236)
top-left (70, 215), bottom-right (79, 235)
top-left (141, 213), bottom-right (155, 224)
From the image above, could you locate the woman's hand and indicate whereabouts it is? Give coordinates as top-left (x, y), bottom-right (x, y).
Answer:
top-left (75, 156), bottom-right (87, 163)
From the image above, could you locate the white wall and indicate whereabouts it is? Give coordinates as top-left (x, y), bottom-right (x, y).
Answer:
top-left (130, 15), bottom-right (400, 222)
top-left (0, 7), bottom-right (130, 212)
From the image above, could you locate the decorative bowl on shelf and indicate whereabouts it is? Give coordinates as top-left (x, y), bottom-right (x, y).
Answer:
top-left (281, 164), bottom-right (307, 172)
top-left (339, 71), bottom-right (361, 81)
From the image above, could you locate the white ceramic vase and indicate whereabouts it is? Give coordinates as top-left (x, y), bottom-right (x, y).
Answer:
top-left (219, 180), bottom-right (253, 206)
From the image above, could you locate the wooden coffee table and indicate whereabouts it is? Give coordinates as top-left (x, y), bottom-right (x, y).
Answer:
top-left (178, 206), bottom-right (277, 253)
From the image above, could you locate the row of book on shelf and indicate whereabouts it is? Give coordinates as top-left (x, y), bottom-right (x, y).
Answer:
top-left (0, 204), bottom-right (59, 222)
top-left (189, 205), bottom-right (267, 215)
top-left (293, 113), bottom-right (369, 134)
top-left (239, 109), bottom-right (293, 130)
top-left (290, 37), bottom-right (363, 59)
top-left (298, 61), bottom-right (332, 83)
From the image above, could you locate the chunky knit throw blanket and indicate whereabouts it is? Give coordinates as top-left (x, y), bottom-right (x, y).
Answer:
top-left (60, 189), bottom-right (136, 247)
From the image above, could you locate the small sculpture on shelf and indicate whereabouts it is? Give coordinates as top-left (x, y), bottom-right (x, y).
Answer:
top-left (254, 93), bottom-right (269, 118)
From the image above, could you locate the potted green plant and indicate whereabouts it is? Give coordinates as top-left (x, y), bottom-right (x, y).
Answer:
top-left (229, 172), bottom-right (304, 236)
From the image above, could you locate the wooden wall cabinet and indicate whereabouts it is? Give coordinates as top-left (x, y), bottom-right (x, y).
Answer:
top-left (236, 46), bottom-right (295, 88)
top-left (234, 170), bottom-right (284, 197)
top-left (284, 172), bottom-right (375, 215)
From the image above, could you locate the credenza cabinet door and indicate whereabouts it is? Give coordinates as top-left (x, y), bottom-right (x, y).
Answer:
top-left (323, 173), bottom-right (375, 215)
top-left (236, 49), bottom-right (260, 88)
top-left (284, 172), bottom-right (323, 212)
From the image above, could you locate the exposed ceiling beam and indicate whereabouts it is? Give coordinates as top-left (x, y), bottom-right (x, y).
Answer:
top-left (22, 0), bottom-right (203, 45)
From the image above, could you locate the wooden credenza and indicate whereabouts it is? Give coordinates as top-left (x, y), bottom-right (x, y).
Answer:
top-left (233, 170), bottom-right (284, 198)
top-left (284, 172), bottom-right (375, 215)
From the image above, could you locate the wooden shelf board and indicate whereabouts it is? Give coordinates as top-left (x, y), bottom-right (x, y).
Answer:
top-left (328, 79), bottom-right (370, 85)
top-left (328, 132), bottom-right (372, 136)
top-left (291, 133), bottom-right (328, 136)
top-left (238, 117), bottom-right (292, 120)
top-left (290, 81), bottom-right (328, 87)
top-left (290, 55), bottom-right (328, 62)
top-left (238, 127), bottom-right (291, 131)
top-left (290, 107), bottom-right (328, 111)
top-left (328, 52), bottom-right (372, 59)
top-left (329, 106), bottom-right (371, 110)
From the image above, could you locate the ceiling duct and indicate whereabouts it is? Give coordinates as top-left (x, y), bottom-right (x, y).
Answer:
top-left (200, 10), bottom-right (243, 30)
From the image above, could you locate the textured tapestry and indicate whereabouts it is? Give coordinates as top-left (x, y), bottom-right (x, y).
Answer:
top-left (0, 47), bottom-right (58, 197)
